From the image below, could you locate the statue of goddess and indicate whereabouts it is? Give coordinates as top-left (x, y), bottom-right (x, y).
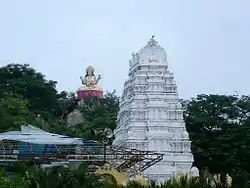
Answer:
top-left (77, 65), bottom-right (103, 99)
top-left (80, 65), bottom-right (101, 89)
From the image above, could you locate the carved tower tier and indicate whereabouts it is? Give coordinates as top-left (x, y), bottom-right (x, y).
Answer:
top-left (113, 36), bottom-right (196, 183)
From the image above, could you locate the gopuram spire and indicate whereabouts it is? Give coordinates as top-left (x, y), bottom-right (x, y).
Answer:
top-left (113, 38), bottom-right (198, 183)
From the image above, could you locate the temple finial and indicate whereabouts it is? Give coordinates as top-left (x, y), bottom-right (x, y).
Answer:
top-left (147, 35), bottom-right (158, 46)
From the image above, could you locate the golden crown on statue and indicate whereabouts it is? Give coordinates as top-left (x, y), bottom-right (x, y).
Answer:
top-left (86, 65), bottom-right (94, 73)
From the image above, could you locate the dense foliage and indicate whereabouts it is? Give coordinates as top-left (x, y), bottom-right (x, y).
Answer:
top-left (0, 165), bottom-right (245, 188)
top-left (1, 63), bottom-right (250, 187)
top-left (183, 94), bottom-right (250, 186)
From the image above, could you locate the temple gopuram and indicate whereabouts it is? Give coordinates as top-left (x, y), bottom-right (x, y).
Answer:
top-left (113, 36), bottom-right (198, 183)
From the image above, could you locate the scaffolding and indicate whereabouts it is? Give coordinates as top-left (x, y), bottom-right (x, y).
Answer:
top-left (0, 140), bottom-right (163, 173)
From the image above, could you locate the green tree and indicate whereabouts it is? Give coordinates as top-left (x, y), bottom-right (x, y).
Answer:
top-left (0, 92), bottom-right (31, 132)
top-left (75, 90), bottom-right (120, 140)
top-left (184, 94), bottom-right (250, 185)
top-left (55, 91), bottom-right (78, 120)
top-left (184, 95), bottom-right (239, 178)
top-left (0, 64), bottom-right (59, 119)
top-left (217, 119), bottom-right (250, 187)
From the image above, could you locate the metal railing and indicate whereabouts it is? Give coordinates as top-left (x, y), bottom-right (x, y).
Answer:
top-left (0, 140), bottom-right (163, 172)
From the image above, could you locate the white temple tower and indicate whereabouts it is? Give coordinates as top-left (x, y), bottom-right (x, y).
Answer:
top-left (113, 36), bottom-right (196, 183)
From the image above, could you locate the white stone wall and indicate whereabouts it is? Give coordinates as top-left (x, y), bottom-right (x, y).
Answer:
top-left (113, 37), bottom-right (196, 182)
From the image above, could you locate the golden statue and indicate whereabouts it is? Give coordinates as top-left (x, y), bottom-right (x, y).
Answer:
top-left (134, 171), bottom-right (148, 186)
top-left (77, 65), bottom-right (103, 98)
top-left (95, 163), bottom-right (129, 186)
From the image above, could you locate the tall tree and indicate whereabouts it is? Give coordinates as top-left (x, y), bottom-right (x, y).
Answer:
top-left (0, 92), bottom-right (30, 132)
top-left (184, 94), bottom-right (250, 184)
top-left (85, 91), bottom-right (119, 126)
top-left (184, 95), bottom-right (240, 176)
top-left (74, 90), bottom-right (120, 140)
top-left (55, 91), bottom-right (78, 120)
top-left (0, 64), bottom-right (58, 119)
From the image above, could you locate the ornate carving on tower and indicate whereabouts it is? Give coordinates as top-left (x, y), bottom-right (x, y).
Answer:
top-left (149, 52), bottom-right (158, 63)
top-left (113, 36), bottom-right (197, 183)
top-left (130, 35), bottom-right (169, 69)
top-left (148, 35), bottom-right (158, 46)
top-left (77, 65), bottom-right (103, 99)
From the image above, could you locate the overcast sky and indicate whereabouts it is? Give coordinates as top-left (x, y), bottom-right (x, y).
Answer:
top-left (0, 0), bottom-right (249, 99)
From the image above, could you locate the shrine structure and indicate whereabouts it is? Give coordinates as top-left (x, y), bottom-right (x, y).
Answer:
top-left (113, 36), bottom-right (197, 183)
top-left (77, 65), bottom-right (103, 99)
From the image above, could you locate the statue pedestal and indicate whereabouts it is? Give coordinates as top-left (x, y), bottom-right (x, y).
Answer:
top-left (77, 90), bottom-right (103, 99)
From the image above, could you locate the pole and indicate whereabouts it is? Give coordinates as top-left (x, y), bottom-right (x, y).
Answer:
top-left (104, 143), bottom-right (107, 162)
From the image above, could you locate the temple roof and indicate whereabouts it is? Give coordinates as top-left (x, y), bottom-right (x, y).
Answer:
top-left (139, 35), bottom-right (164, 53)
top-left (131, 35), bottom-right (168, 66)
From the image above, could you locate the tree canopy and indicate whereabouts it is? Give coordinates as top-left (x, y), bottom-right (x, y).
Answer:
top-left (184, 94), bottom-right (250, 185)
top-left (0, 64), bottom-right (59, 119)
